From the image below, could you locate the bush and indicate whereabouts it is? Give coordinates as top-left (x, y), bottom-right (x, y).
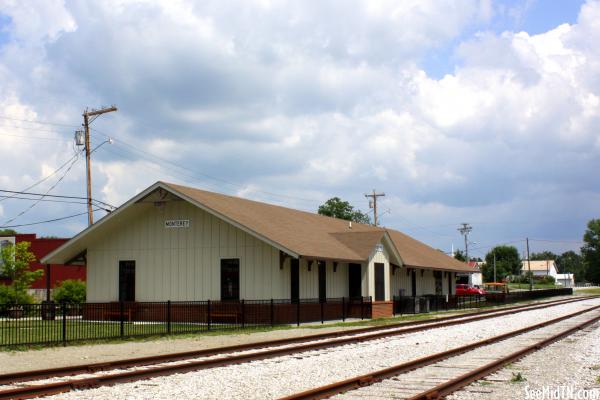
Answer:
top-left (52, 280), bottom-right (86, 304)
top-left (536, 275), bottom-right (556, 285)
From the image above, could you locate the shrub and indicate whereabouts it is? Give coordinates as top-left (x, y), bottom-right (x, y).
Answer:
top-left (52, 280), bottom-right (86, 304)
top-left (0, 285), bottom-right (34, 314)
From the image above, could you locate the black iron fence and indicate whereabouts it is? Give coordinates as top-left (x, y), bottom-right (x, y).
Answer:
top-left (0, 297), bottom-right (372, 347)
top-left (393, 294), bottom-right (486, 315)
top-left (393, 288), bottom-right (574, 315)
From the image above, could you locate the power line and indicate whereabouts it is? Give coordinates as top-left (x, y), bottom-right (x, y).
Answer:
top-left (3, 154), bottom-right (82, 224)
top-left (0, 189), bottom-right (116, 210)
top-left (0, 209), bottom-right (99, 229)
top-left (0, 115), bottom-right (79, 128)
top-left (0, 151), bottom-right (82, 203)
top-left (90, 127), bottom-right (320, 205)
top-left (0, 195), bottom-right (89, 205)
top-left (0, 132), bottom-right (70, 141)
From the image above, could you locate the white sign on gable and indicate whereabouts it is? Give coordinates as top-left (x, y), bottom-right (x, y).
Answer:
top-left (165, 219), bottom-right (190, 228)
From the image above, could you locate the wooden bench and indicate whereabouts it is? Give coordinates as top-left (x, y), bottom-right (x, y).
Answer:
top-left (101, 307), bottom-right (133, 322)
top-left (209, 311), bottom-right (240, 323)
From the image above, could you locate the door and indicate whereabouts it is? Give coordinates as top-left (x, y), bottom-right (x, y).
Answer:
top-left (290, 259), bottom-right (299, 302)
top-left (374, 263), bottom-right (385, 301)
top-left (318, 261), bottom-right (326, 301)
top-left (118, 260), bottom-right (135, 302)
top-left (411, 269), bottom-right (417, 297)
top-left (448, 272), bottom-right (453, 295)
top-left (348, 263), bottom-right (362, 299)
top-left (434, 271), bottom-right (442, 295)
top-left (221, 259), bottom-right (240, 301)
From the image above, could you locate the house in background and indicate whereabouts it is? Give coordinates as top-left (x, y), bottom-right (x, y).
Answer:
top-left (0, 233), bottom-right (86, 301)
top-left (456, 261), bottom-right (483, 287)
top-left (520, 259), bottom-right (574, 287)
top-left (42, 182), bottom-right (473, 318)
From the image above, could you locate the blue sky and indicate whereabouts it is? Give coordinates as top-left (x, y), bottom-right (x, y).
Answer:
top-left (0, 0), bottom-right (598, 260)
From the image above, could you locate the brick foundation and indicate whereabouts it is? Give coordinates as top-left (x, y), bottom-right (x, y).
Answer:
top-left (371, 301), bottom-right (393, 319)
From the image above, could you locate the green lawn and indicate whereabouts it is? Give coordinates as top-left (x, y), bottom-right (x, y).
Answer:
top-left (574, 288), bottom-right (600, 295)
top-left (508, 283), bottom-right (560, 290)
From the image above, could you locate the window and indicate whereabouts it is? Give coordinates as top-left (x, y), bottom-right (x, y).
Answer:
top-left (119, 261), bottom-right (135, 302)
top-left (374, 263), bottom-right (385, 301)
top-left (290, 259), bottom-right (299, 302)
top-left (318, 261), bottom-right (326, 301)
top-left (348, 263), bottom-right (362, 299)
top-left (221, 259), bottom-right (240, 301)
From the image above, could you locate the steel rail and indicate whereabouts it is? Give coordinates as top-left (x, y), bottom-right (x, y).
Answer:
top-left (0, 296), bottom-right (595, 400)
top-left (279, 304), bottom-right (600, 400)
top-left (0, 295), bottom-right (587, 387)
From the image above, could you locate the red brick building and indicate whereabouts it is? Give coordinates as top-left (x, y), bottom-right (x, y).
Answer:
top-left (0, 233), bottom-right (85, 301)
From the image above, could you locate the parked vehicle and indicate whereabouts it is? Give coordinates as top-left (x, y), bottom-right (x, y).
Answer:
top-left (456, 284), bottom-right (486, 295)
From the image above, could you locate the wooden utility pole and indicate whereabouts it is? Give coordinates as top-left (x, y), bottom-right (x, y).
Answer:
top-left (365, 190), bottom-right (385, 226)
top-left (526, 237), bottom-right (532, 291)
top-left (457, 223), bottom-right (472, 263)
top-left (82, 106), bottom-right (117, 226)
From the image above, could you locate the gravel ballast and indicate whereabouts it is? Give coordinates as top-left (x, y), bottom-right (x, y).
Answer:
top-left (37, 298), bottom-right (600, 399)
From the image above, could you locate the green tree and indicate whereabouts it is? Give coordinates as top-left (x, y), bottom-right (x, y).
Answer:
top-left (318, 197), bottom-right (371, 224)
top-left (454, 250), bottom-right (466, 262)
top-left (53, 280), bottom-right (86, 304)
top-left (0, 241), bottom-right (41, 305)
top-left (530, 251), bottom-right (558, 261)
top-left (480, 245), bottom-right (521, 282)
top-left (582, 219), bottom-right (600, 284)
top-left (556, 251), bottom-right (586, 283)
top-left (0, 229), bottom-right (17, 235)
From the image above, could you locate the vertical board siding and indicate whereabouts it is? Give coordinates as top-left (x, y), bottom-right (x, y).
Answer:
top-left (367, 243), bottom-right (390, 301)
top-left (87, 201), bottom-right (284, 302)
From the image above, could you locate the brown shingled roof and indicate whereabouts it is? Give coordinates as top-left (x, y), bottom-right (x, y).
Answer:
top-left (164, 182), bottom-right (472, 272)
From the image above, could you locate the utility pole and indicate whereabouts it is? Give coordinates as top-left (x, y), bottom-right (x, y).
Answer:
top-left (457, 223), bottom-right (472, 263)
top-left (526, 237), bottom-right (532, 291)
top-left (365, 190), bottom-right (385, 226)
top-left (493, 251), bottom-right (497, 283)
top-left (82, 106), bottom-right (117, 226)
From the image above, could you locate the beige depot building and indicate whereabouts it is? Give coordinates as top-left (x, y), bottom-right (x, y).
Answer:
top-left (43, 182), bottom-right (472, 317)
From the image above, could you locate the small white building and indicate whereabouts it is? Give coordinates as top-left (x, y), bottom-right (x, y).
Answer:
top-left (555, 273), bottom-right (575, 287)
top-left (42, 182), bottom-right (473, 318)
top-left (520, 260), bottom-right (559, 278)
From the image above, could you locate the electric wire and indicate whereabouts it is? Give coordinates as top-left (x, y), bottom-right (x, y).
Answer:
top-left (0, 190), bottom-right (116, 210)
top-left (3, 155), bottom-right (81, 224)
top-left (0, 210), bottom-right (99, 229)
top-left (0, 151), bottom-right (82, 203)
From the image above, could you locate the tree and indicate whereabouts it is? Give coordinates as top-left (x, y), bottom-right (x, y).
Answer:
top-left (480, 245), bottom-right (521, 282)
top-left (0, 229), bottom-right (17, 236)
top-left (582, 219), bottom-right (600, 284)
top-left (454, 250), bottom-right (466, 262)
top-left (53, 280), bottom-right (86, 304)
top-left (556, 251), bottom-right (586, 283)
top-left (530, 251), bottom-right (558, 261)
top-left (0, 241), bottom-right (41, 305)
top-left (318, 197), bottom-right (371, 224)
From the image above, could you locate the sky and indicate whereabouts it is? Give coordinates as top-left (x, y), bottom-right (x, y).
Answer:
top-left (0, 0), bottom-right (598, 260)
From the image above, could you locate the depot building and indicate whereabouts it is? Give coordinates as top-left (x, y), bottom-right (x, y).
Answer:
top-left (42, 181), bottom-right (472, 317)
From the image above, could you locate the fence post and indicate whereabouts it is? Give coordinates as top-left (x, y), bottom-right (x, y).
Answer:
top-left (61, 302), bottom-right (67, 346)
top-left (342, 297), bottom-right (346, 322)
top-left (270, 299), bottom-right (274, 327)
top-left (167, 300), bottom-right (172, 334)
top-left (360, 297), bottom-right (364, 320)
top-left (120, 301), bottom-right (125, 338)
top-left (241, 299), bottom-right (245, 329)
top-left (207, 300), bottom-right (211, 331)
top-left (320, 299), bottom-right (324, 324)
top-left (296, 300), bottom-right (300, 327)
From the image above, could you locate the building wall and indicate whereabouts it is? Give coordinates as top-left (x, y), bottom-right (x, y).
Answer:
top-left (87, 201), bottom-right (290, 302)
top-left (390, 268), bottom-right (456, 297)
top-left (367, 243), bottom-right (390, 301)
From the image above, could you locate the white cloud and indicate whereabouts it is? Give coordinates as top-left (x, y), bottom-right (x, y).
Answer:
top-left (0, 0), bottom-right (598, 252)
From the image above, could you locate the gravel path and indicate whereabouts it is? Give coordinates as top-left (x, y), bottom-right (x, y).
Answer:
top-left (447, 317), bottom-right (600, 399)
top-left (38, 298), bottom-right (600, 399)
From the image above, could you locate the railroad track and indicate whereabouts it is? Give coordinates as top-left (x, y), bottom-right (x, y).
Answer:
top-left (0, 296), bottom-right (595, 400)
top-left (280, 304), bottom-right (600, 400)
